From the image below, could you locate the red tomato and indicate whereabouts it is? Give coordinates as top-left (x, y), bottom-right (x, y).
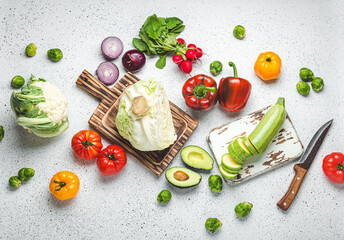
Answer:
top-left (97, 145), bottom-right (127, 176)
top-left (71, 130), bottom-right (103, 160)
top-left (322, 152), bottom-right (344, 184)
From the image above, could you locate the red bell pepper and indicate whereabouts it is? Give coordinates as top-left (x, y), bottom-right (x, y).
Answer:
top-left (218, 62), bottom-right (251, 112)
top-left (322, 152), bottom-right (344, 184)
top-left (182, 74), bottom-right (218, 111)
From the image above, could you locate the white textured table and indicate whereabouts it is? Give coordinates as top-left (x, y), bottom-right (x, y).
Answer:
top-left (1, 0), bottom-right (343, 239)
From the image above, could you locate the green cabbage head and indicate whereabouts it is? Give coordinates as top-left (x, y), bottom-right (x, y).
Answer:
top-left (10, 75), bottom-right (69, 138)
top-left (115, 78), bottom-right (177, 151)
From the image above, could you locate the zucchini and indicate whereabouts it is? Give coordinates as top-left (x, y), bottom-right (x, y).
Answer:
top-left (248, 97), bottom-right (286, 154)
top-left (242, 135), bottom-right (259, 155)
top-left (222, 164), bottom-right (240, 174)
top-left (219, 165), bottom-right (238, 179)
top-left (221, 153), bottom-right (242, 171)
top-left (228, 138), bottom-right (252, 163)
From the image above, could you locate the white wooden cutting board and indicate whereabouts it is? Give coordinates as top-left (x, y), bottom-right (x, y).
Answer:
top-left (207, 105), bottom-right (304, 185)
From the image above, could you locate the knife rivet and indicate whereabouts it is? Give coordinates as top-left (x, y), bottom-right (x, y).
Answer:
top-left (292, 191), bottom-right (295, 194)
top-left (297, 177), bottom-right (300, 181)
top-left (283, 203), bottom-right (286, 206)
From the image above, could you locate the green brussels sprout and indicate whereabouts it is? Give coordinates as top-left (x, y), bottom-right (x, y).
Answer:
top-left (233, 25), bottom-right (246, 39)
top-left (157, 190), bottom-right (172, 203)
top-left (9, 176), bottom-right (22, 189)
top-left (205, 218), bottom-right (222, 233)
top-left (11, 75), bottom-right (25, 88)
top-left (299, 68), bottom-right (314, 82)
top-left (235, 202), bottom-right (253, 218)
top-left (0, 125), bottom-right (3, 141)
top-left (26, 43), bottom-right (37, 57)
top-left (210, 61), bottom-right (223, 76)
top-left (296, 81), bottom-right (310, 96)
top-left (18, 168), bottom-right (35, 181)
top-left (208, 175), bottom-right (223, 193)
top-left (47, 48), bottom-right (63, 62)
top-left (311, 77), bottom-right (324, 92)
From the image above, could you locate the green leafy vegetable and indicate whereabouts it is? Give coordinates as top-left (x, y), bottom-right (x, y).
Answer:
top-left (9, 176), bottom-right (22, 189)
top-left (233, 25), bottom-right (246, 39)
top-left (10, 75), bottom-right (69, 138)
top-left (311, 77), bottom-right (324, 92)
top-left (11, 75), bottom-right (25, 88)
top-left (296, 80), bottom-right (310, 96)
top-left (205, 218), bottom-right (222, 233)
top-left (18, 168), bottom-right (35, 181)
top-left (157, 190), bottom-right (172, 203)
top-left (133, 14), bottom-right (186, 69)
top-left (299, 68), bottom-right (314, 82)
top-left (26, 43), bottom-right (37, 57)
top-left (210, 61), bottom-right (223, 76)
top-left (0, 125), bottom-right (4, 141)
top-left (208, 175), bottom-right (223, 192)
top-left (235, 202), bottom-right (253, 218)
top-left (47, 48), bottom-right (63, 62)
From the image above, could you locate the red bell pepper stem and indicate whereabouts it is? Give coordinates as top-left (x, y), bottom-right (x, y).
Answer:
top-left (228, 62), bottom-right (238, 77)
top-left (338, 162), bottom-right (344, 170)
top-left (193, 84), bottom-right (217, 99)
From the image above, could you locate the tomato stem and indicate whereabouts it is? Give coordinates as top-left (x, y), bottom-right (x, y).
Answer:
top-left (81, 139), bottom-right (94, 148)
top-left (54, 181), bottom-right (66, 191)
top-left (266, 57), bottom-right (272, 62)
top-left (228, 62), bottom-right (238, 77)
top-left (338, 162), bottom-right (344, 170)
top-left (101, 150), bottom-right (119, 163)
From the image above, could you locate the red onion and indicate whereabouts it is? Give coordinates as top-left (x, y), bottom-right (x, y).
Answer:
top-left (101, 37), bottom-right (123, 60)
top-left (122, 49), bottom-right (146, 72)
top-left (96, 61), bottom-right (119, 85)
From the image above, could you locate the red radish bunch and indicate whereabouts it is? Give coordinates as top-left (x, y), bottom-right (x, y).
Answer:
top-left (172, 39), bottom-right (203, 74)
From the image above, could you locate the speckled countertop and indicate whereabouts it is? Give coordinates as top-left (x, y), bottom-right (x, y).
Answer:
top-left (1, 0), bottom-right (343, 239)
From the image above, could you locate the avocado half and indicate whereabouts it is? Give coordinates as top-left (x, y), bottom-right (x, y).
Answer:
top-left (165, 167), bottom-right (202, 188)
top-left (180, 145), bottom-right (214, 170)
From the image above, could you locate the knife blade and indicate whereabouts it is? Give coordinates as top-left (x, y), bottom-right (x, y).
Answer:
top-left (277, 119), bottom-right (333, 211)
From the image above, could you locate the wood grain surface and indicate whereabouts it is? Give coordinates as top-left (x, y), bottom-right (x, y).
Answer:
top-left (277, 164), bottom-right (308, 211)
top-left (76, 70), bottom-right (198, 176)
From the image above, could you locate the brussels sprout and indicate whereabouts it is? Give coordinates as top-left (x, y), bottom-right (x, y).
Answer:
top-left (11, 75), bottom-right (25, 88)
top-left (18, 168), bottom-right (35, 181)
top-left (47, 48), bottom-right (63, 62)
top-left (235, 202), bottom-right (253, 218)
top-left (25, 43), bottom-right (37, 57)
top-left (9, 176), bottom-right (22, 189)
top-left (157, 190), bottom-right (172, 203)
top-left (299, 68), bottom-right (314, 82)
top-left (233, 25), bottom-right (246, 39)
top-left (210, 61), bottom-right (223, 76)
top-left (296, 81), bottom-right (310, 96)
top-left (208, 175), bottom-right (223, 193)
top-left (0, 125), bottom-right (3, 141)
top-left (311, 77), bottom-right (324, 92)
top-left (205, 218), bottom-right (222, 233)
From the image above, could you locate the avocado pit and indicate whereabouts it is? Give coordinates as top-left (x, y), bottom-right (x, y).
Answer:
top-left (173, 171), bottom-right (189, 181)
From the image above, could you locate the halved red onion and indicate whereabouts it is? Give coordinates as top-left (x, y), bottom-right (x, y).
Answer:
top-left (96, 61), bottom-right (119, 85)
top-left (101, 37), bottom-right (123, 60)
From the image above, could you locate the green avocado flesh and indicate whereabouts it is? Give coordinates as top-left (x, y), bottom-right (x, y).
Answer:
top-left (242, 135), bottom-right (259, 155)
top-left (221, 153), bottom-right (242, 171)
top-left (181, 145), bottom-right (214, 170)
top-left (219, 165), bottom-right (238, 179)
top-left (165, 167), bottom-right (202, 188)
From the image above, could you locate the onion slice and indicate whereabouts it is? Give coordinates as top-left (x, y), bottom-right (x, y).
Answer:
top-left (101, 36), bottom-right (123, 60)
top-left (96, 61), bottom-right (119, 85)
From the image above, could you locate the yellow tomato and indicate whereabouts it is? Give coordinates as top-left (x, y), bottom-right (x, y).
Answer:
top-left (254, 52), bottom-right (282, 81)
top-left (49, 171), bottom-right (80, 201)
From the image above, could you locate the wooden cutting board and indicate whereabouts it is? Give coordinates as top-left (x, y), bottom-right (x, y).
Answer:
top-left (76, 70), bottom-right (198, 176)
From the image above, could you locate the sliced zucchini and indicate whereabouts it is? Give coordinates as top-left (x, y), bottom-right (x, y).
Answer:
top-left (242, 135), bottom-right (259, 155)
top-left (221, 153), bottom-right (242, 171)
top-left (219, 165), bottom-right (238, 179)
top-left (227, 143), bottom-right (244, 164)
top-left (222, 164), bottom-right (240, 174)
top-left (228, 138), bottom-right (252, 163)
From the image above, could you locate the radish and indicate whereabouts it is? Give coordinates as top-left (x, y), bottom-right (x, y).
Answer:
top-left (195, 47), bottom-right (203, 59)
top-left (187, 43), bottom-right (196, 49)
top-left (177, 38), bottom-right (186, 47)
top-left (186, 49), bottom-right (196, 61)
top-left (173, 55), bottom-right (183, 65)
top-left (181, 60), bottom-right (192, 74)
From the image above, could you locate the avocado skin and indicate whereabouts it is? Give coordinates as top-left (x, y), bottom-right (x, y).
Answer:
top-left (165, 167), bottom-right (202, 188)
top-left (180, 145), bottom-right (214, 170)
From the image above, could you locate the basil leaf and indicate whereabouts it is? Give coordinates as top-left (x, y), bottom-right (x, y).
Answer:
top-left (155, 55), bottom-right (167, 69)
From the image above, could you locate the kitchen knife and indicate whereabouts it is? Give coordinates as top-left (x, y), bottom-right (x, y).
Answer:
top-left (277, 119), bottom-right (333, 211)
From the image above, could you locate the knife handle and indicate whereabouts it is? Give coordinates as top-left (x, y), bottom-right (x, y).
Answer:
top-left (277, 165), bottom-right (308, 211)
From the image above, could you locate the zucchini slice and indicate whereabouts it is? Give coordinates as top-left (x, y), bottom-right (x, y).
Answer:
top-left (228, 138), bottom-right (252, 163)
top-left (219, 165), bottom-right (238, 179)
top-left (242, 135), bottom-right (259, 155)
top-left (221, 153), bottom-right (242, 171)
top-left (222, 164), bottom-right (241, 174)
